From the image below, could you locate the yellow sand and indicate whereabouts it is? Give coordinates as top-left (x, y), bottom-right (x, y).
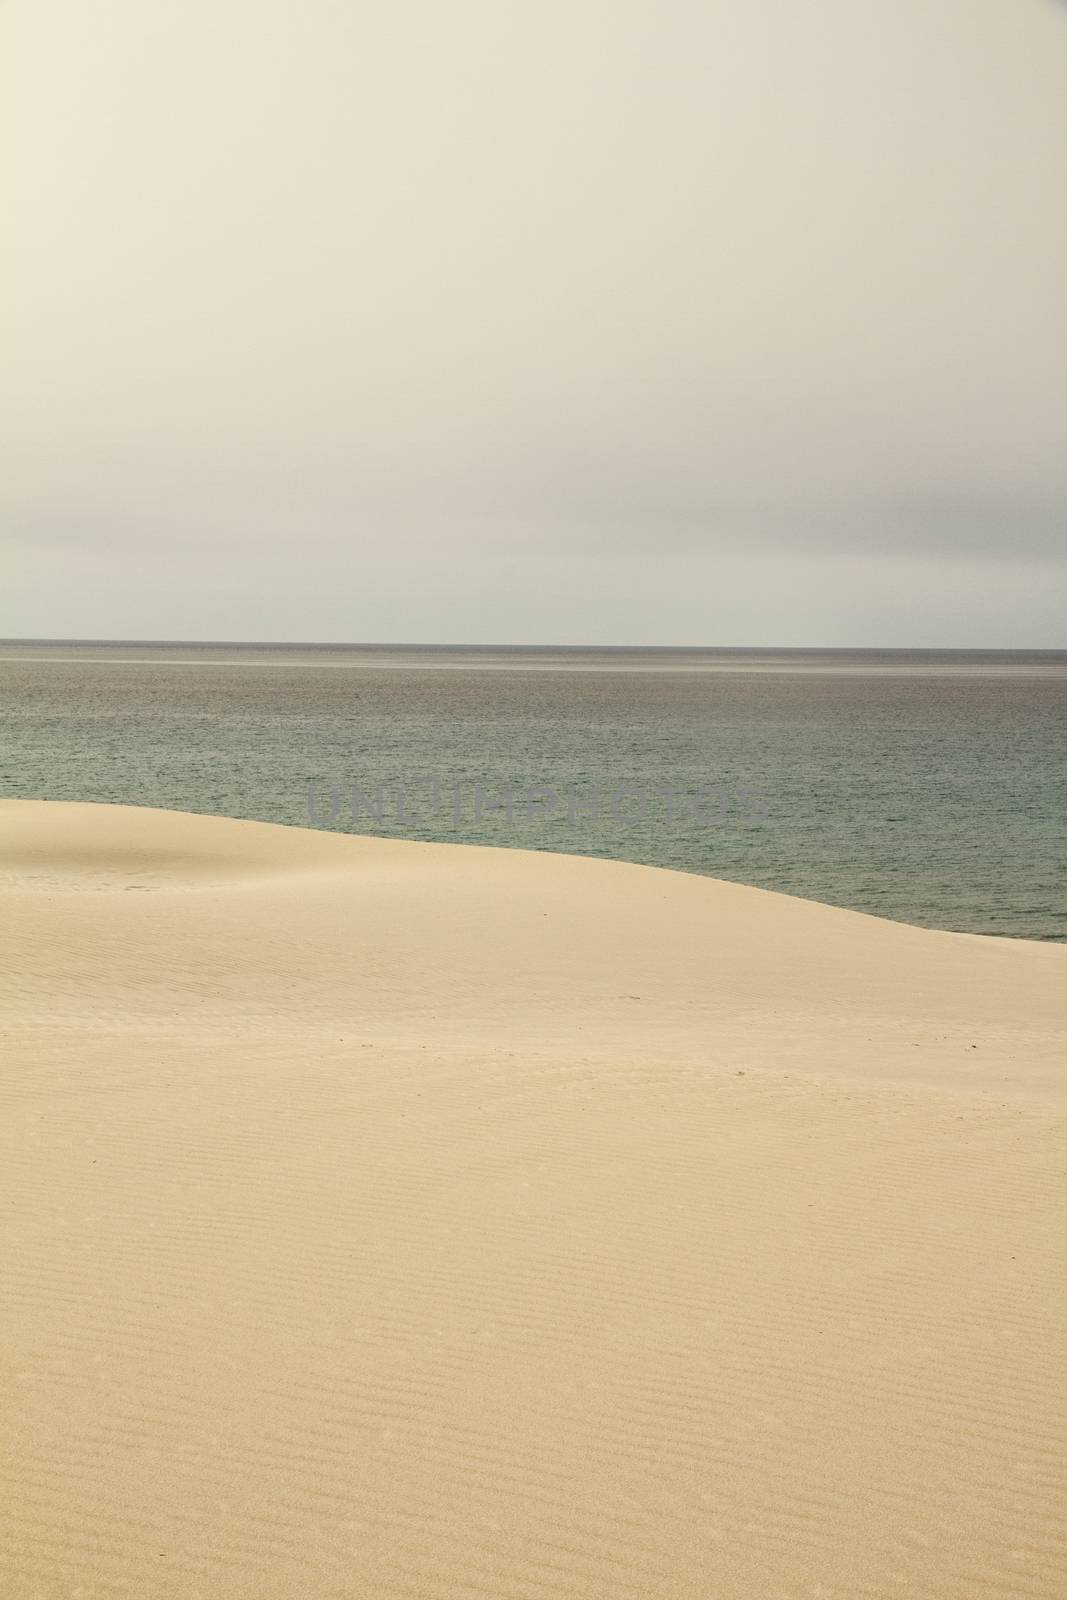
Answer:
top-left (2, 800), bottom-right (1066, 1599)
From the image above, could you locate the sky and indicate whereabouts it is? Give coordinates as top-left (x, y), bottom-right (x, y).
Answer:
top-left (3, 0), bottom-right (1066, 645)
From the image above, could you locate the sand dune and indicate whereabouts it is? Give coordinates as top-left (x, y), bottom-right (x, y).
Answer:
top-left (3, 800), bottom-right (1066, 1598)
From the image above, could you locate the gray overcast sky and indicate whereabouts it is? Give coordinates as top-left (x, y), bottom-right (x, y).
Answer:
top-left (3, 0), bottom-right (1066, 644)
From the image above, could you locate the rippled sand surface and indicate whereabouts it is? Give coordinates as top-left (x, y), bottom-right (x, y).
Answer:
top-left (3, 800), bottom-right (1066, 1598)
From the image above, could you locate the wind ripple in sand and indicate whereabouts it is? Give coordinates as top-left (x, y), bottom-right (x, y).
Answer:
top-left (2, 801), bottom-right (1066, 1599)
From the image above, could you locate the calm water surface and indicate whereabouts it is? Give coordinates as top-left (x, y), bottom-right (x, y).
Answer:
top-left (2, 642), bottom-right (1065, 940)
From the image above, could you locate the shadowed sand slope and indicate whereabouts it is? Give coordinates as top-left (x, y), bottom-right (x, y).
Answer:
top-left (2, 800), bottom-right (1066, 1599)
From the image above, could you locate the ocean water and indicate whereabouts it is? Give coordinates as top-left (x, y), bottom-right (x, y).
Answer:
top-left (2, 641), bottom-right (1065, 941)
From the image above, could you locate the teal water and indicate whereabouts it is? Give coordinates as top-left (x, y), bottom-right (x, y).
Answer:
top-left (2, 641), bottom-right (1065, 940)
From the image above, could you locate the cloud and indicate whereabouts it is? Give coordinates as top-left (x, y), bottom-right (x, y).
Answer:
top-left (2, 0), bottom-right (1066, 639)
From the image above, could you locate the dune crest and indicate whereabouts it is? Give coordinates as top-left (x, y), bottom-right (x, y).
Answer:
top-left (3, 801), bottom-right (1066, 1599)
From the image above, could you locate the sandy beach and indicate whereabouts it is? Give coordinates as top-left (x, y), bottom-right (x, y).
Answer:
top-left (3, 798), bottom-right (1066, 1598)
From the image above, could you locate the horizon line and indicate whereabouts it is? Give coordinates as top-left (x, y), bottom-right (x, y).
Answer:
top-left (2, 638), bottom-right (1067, 654)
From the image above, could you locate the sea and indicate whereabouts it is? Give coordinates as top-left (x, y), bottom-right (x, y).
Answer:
top-left (2, 641), bottom-right (1065, 941)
